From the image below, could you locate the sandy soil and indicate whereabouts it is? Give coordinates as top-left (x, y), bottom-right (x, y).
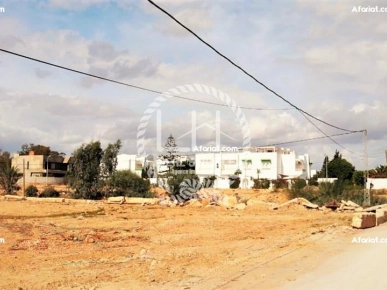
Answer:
top-left (0, 189), bottom-right (356, 290)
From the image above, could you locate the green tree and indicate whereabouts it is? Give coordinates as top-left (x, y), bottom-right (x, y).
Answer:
top-left (19, 143), bottom-right (51, 155)
top-left (353, 170), bottom-right (365, 186)
top-left (108, 170), bottom-right (151, 197)
top-left (101, 140), bottom-right (122, 178)
top-left (328, 150), bottom-right (355, 181)
top-left (159, 134), bottom-right (180, 174)
top-left (0, 154), bottom-right (22, 194)
top-left (68, 141), bottom-right (104, 199)
top-left (318, 156), bottom-right (330, 178)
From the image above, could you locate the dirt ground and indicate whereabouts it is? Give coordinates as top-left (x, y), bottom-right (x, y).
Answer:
top-left (0, 188), bottom-right (356, 290)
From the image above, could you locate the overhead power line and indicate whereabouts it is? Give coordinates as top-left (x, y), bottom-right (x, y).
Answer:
top-left (298, 111), bottom-right (363, 156)
top-left (264, 131), bottom-right (360, 147)
top-left (147, 0), bottom-right (359, 133)
top-left (0, 48), bottom-right (293, 112)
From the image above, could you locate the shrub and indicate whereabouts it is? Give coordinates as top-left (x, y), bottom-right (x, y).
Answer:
top-left (308, 178), bottom-right (319, 186)
top-left (272, 179), bottom-right (288, 191)
top-left (252, 178), bottom-right (270, 189)
top-left (40, 186), bottom-right (60, 198)
top-left (229, 175), bottom-right (240, 189)
top-left (25, 185), bottom-right (39, 197)
top-left (108, 170), bottom-right (152, 198)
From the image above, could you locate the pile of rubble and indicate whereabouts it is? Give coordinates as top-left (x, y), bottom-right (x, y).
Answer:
top-left (158, 188), bottom-right (252, 210)
top-left (272, 198), bottom-right (319, 210)
top-left (337, 200), bottom-right (363, 212)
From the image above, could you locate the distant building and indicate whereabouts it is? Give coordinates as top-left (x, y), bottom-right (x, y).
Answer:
top-left (195, 147), bottom-right (312, 189)
top-left (116, 154), bottom-right (156, 177)
top-left (11, 151), bottom-right (73, 184)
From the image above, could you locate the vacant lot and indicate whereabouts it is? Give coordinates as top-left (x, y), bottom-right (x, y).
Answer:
top-left (0, 189), bottom-right (355, 290)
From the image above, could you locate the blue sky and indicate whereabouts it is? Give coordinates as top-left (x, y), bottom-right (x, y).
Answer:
top-left (0, 0), bottom-right (386, 171)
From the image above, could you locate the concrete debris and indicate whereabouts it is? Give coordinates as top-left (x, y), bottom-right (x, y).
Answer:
top-left (107, 196), bottom-right (126, 204)
top-left (4, 195), bottom-right (26, 201)
top-left (376, 209), bottom-right (387, 226)
top-left (272, 198), bottom-right (319, 210)
top-left (27, 197), bottom-right (65, 203)
top-left (218, 195), bottom-right (238, 209)
top-left (352, 212), bottom-right (376, 229)
top-left (126, 198), bottom-right (159, 205)
top-left (362, 204), bottom-right (387, 212)
top-left (337, 200), bottom-right (362, 212)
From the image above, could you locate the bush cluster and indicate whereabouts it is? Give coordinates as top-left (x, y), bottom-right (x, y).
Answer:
top-left (25, 185), bottom-right (39, 197)
top-left (40, 186), bottom-right (60, 198)
top-left (252, 178), bottom-right (270, 189)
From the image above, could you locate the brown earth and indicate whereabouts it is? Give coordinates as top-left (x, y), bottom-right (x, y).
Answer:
top-left (0, 189), bottom-right (356, 290)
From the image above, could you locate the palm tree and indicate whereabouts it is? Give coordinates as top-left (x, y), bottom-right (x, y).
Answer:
top-left (257, 169), bottom-right (261, 180)
top-left (0, 161), bottom-right (22, 194)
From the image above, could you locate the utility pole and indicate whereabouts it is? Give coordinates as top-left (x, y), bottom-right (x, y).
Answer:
top-left (23, 159), bottom-right (25, 198)
top-left (363, 130), bottom-right (370, 206)
top-left (46, 154), bottom-right (52, 186)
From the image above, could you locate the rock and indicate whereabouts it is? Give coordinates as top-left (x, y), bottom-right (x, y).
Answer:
top-left (246, 199), bottom-right (254, 206)
top-left (235, 203), bottom-right (246, 210)
top-left (187, 199), bottom-right (202, 207)
top-left (85, 236), bottom-right (95, 243)
top-left (219, 195), bottom-right (238, 208)
top-left (352, 212), bottom-right (376, 229)
top-left (201, 198), bottom-right (210, 207)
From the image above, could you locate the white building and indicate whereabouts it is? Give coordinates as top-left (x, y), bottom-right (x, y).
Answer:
top-left (195, 147), bottom-right (312, 189)
top-left (116, 154), bottom-right (155, 177)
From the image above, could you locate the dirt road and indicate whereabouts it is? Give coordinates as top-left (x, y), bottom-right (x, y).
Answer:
top-left (278, 223), bottom-right (387, 290)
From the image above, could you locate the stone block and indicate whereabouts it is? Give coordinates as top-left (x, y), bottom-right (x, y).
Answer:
top-left (376, 209), bottom-right (387, 226)
top-left (352, 212), bottom-right (376, 229)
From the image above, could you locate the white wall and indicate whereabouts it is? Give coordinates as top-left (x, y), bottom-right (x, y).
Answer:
top-left (367, 178), bottom-right (387, 190)
top-left (116, 154), bottom-right (138, 171)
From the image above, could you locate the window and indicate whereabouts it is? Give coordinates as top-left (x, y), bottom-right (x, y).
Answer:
top-left (221, 159), bottom-right (237, 171)
top-left (200, 159), bottom-right (213, 169)
top-left (242, 159), bottom-right (252, 169)
top-left (27, 161), bottom-right (29, 169)
top-left (135, 160), bottom-right (143, 170)
top-left (261, 159), bottom-right (271, 169)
